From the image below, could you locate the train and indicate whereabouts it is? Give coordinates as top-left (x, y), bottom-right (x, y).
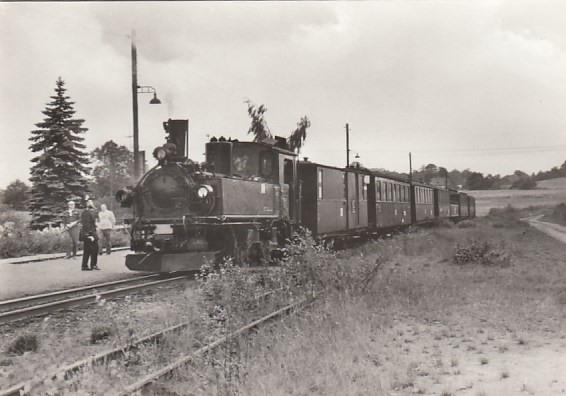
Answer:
top-left (116, 119), bottom-right (475, 272)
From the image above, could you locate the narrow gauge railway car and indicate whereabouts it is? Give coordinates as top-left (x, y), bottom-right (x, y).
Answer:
top-left (434, 187), bottom-right (451, 220)
top-left (468, 196), bottom-right (476, 218)
top-left (449, 191), bottom-right (461, 218)
top-left (369, 173), bottom-right (411, 229)
top-left (298, 162), bottom-right (370, 239)
top-left (411, 182), bottom-right (435, 224)
top-left (459, 192), bottom-right (470, 218)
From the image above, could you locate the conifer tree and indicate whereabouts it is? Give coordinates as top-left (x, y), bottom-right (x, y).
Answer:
top-left (28, 77), bottom-right (91, 229)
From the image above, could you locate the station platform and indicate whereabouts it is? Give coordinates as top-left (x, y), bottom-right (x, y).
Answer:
top-left (0, 248), bottom-right (140, 301)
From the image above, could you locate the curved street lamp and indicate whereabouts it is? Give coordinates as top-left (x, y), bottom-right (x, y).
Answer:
top-left (138, 85), bottom-right (162, 104)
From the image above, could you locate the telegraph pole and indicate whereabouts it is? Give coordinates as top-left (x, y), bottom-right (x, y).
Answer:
top-left (131, 29), bottom-right (140, 180)
top-left (409, 152), bottom-right (412, 182)
top-left (345, 123), bottom-right (350, 229)
top-left (346, 123), bottom-right (350, 168)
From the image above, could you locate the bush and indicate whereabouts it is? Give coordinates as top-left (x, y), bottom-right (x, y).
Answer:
top-left (6, 334), bottom-right (38, 355)
top-left (453, 239), bottom-right (510, 266)
top-left (0, 217), bottom-right (130, 258)
top-left (457, 220), bottom-right (476, 229)
top-left (90, 326), bottom-right (113, 344)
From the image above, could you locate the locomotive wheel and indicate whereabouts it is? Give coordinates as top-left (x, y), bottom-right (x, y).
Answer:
top-left (215, 226), bottom-right (251, 266)
top-left (248, 242), bottom-right (264, 265)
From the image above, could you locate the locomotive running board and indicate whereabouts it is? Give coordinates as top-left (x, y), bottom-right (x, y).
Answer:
top-left (126, 251), bottom-right (219, 272)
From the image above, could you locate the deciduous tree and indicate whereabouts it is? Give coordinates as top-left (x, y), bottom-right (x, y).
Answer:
top-left (3, 180), bottom-right (30, 211)
top-left (91, 141), bottom-right (134, 209)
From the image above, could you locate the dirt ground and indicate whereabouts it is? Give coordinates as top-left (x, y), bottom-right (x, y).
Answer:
top-left (382, 220), bottom-right (566, 396)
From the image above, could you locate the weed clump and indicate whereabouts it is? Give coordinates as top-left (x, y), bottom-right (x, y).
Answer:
top-left (453, 239), bottom-right (510, 266)
top-left (7, 333), bottom-right (38, 355)
top-left (457, 220), bottom-right (476, 229)
top-left (90, 326), bottom-right (113, 344)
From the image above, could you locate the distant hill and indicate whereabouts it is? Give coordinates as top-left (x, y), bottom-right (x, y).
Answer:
top-left (537, 177), bottom-right (566, 190)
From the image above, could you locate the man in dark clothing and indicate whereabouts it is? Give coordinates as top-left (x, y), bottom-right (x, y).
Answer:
top-left (81, 200), bottom-right (100, 271)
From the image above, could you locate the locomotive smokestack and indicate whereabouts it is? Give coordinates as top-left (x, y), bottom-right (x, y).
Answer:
top-left (163, 119), bottom-right (189, 158)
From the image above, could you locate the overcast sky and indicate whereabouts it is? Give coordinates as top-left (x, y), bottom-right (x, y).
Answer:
top-left (1, 1), bottom-right (566, 188)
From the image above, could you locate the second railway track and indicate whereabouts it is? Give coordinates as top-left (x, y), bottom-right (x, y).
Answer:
top-left (0, 273), bottom-right (191, 324)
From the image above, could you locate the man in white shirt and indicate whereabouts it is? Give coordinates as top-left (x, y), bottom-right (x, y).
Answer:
top-left (97, 204), bottom-right (116, 255)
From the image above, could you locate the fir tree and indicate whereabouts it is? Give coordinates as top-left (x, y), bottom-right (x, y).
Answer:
top-left (28, 77), bottom-right (91, 229)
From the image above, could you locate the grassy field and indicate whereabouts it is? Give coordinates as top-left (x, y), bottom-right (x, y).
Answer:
top-left (464, 177), bottom-right (566, 216)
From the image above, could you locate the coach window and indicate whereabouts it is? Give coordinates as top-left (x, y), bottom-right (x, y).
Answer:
top-left (376, 180), bottom-right (381, 201)
top-left (362, 175), bottom-right (369, 200)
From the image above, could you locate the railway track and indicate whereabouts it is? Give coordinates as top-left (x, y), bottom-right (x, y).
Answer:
top-left (116, 296), bottom-right (312, 395)
top-left (0, 273), bottom-right (190, 324)
top-left (0, 289), bottom-right (295, 396)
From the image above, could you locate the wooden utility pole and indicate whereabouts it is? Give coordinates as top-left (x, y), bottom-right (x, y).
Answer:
top-left (346, 123), bottom-right (350, 168)
top-left (345, 123), bottom-right (350, 229)
top-left (131, 29), bottom-right (140, 180)
top-left (409, 152), bottom-right (412, 182)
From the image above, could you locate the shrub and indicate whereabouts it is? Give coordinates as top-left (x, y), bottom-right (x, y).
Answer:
top-left (453, 239), bottom-right (510, 266)
top-left (7, 334), bottom-right (38, 355)
top-left (0, 220), bottom-right (130, 258)
top-left (90, 326), bottom-right (113, 344)
top-left (457, 220), bottom-right (476, 229)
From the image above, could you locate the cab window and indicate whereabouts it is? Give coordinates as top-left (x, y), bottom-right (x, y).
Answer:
top-left (260, 151), bottom-right (274, 177)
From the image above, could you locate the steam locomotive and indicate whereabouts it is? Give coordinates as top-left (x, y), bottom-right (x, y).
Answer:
top-left (116, 119), bottom-right (475, 272)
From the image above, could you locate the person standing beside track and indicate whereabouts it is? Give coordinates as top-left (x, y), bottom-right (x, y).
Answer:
top-left (97, 204), bottom-right (116, 255)
top-left (63, 200), bottom-right (81, 259)
top-left (80, 200), bottom-right (100, 271)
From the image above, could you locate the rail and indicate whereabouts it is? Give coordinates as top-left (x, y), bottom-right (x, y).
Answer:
top-left (0, 289), bottom-right (284, 396)
top-left (0, 274), bottom-right (189, 324)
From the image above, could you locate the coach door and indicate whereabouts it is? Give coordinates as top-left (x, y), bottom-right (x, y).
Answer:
top-left (283, 157), bottom-right (299, 221)
top-left (346, 172), bottom-right (360, 229)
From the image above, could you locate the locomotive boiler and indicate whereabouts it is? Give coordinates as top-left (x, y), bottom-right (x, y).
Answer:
top-left (116, 120), bottom-right (300, 272)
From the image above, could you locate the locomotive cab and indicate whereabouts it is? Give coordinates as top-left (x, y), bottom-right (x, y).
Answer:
top-left (205, 138), bottom-right (300, 220)
top-left (205, 138), bottom-right (297, 186)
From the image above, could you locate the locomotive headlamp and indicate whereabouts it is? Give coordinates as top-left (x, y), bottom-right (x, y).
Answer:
top-left (197, 185), bottom-right (214, 198)
top-left (155, 147), bottom-right (167, 160)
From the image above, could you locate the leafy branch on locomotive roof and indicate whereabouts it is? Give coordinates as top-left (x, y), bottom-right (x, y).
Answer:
top-left (245, 100), bottom-right (311, 154)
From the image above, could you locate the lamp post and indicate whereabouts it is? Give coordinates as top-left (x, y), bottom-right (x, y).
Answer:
top-left (131, 29), bottom-right (161, 180)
